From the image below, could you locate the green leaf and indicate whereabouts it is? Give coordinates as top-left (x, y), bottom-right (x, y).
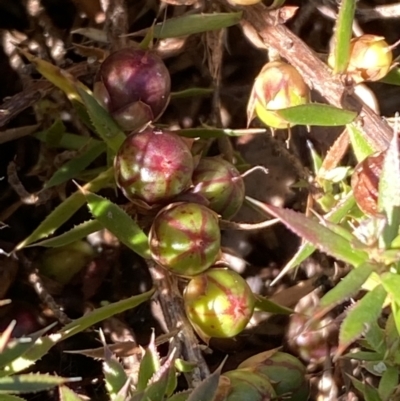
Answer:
top-left (83, 191), bottom-right (150, 259)
top-left (15, 167), bottom-right (114, 250)
top-left (363, 321), bottom-right (386, 355)
top-left (254, 294), bottom-right (293, 315)
top-left (34, 131), bottom-right (102, 151)
top-left (320, 263), bottom-right (375, 309)
top-left (21, 50), bottom-right (83, 102)
top-left (0, 395), bottom-right (27, 401)
top-left (170, 88), bottom-right (213, 99)
top-left (177, 127), bottom-right (266, 139)
top-left (343, 351), bottom-right (383, 361)
top-left (338, 284), bottom-right (387, 356)
top-left (33, 220), bottom-right (103, 248)
top-left (246, 197), bottom-right (368, 267)
top-left (378, 133), bottom-right (400, 247)
top-left (137, 334), bottom-right (161, 392)
top-left (271, 193), bottom-right (356, 284)
top-left (59, 386), bottom-right (86, 401)
top-left (350, 377), bottom-right (381, 401)
top-left (379, 366), bottom-right (398, 401)
top-left (381, 273), bottom-right (400, 305)
top-left (103, 342), bottom-right (128, 399)
top-left (0, 374), bottom-right (78, 394)
top-left (45, 142), bottom-right (106, 188)
top-left (59, 288), bottom-right (154, 340)
top-left (77, 88), bottom-right (126, 153)
top-left (332, 0), bottom-right (356, 73)
top-left (168, 390), bottom-right (191, 401)
top-left (380, 67), bottom-right (400, 86)
top-left (277, 103), bottom-right (357, 126)
top-left (132, 12), bottom-right (242, 39)
top-left (347, 123), bottom-right (375, 162)
top-left (0, 324), bottom-right (55, 369)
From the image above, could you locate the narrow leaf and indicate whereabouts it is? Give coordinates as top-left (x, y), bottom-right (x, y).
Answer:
top-left (347, 123), bottom-right (375, 162)
top-left (83, 190), bottom-right (150, 259)
top-left (380, 67), bottom-right (400, 86)
top-left (171, 88), bottom-right (213, 99)
top-left (320, 263), bottom-right (375, 309)
top-left (15, 167), bottom-right (114, 250)
top-left (34, 131), bottom-right (102, 151)
top-left (277, 103), bottom-right (357, 126)
top-left (332, 0), bottom-right (356, 73)
top-left (21, 50), bottom-right (83, 102)
top-left (271, 193), bottom-right (356, 285)
top-left (33, 220), bottom-right (103, 248)
top-left (246, 197), bottom-right (368, 267)
top-left (338, 284), bottom-right (387, 357)
top-left (59, 386), bottom-right (86, 401)
top-left (137, 333), bottom-right (160, 391)
top-left (0, 324), bottom-right (55, 369)
top-left (77, 88), bottom-right (126, 153)
top-left (350, 376), bottom-right (381, 401)
top-left (59, 288), bottom-right (154, 340)
top-left (254, 294), bottom-right (293, 315)
top-left (45, 142), bottom-right (106, 188)
top-left (378, 133), bottom-right (400, 247)
top-left (0, 374), bottom-right (79, 394)
top-left (378, 366), bottom-right (398, 401)
top-left (0, 395), bottom-right (27, 401)
top-left (381, 273), bottom-right (400, 305)
top-left (130, 12), bottom-right (242, 39)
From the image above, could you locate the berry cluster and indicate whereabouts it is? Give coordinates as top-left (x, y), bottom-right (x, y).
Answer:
top-left (96, 47), bottom-right (255, 339)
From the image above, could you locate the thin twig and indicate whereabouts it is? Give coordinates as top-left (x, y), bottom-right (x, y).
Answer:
top-left (18, 252), bottom-right (72, 325)
top-left (147, 260), bottom-right (209, 386)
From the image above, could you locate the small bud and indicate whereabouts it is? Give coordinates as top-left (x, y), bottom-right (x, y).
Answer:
top-left (247, 61), bottom-right (310, 129)
top-left (184, 268), bottom-right (255, 338)
top-left (114, 128), bottom-right (194, 205)
top-left (329, 34), bottom-right (392, 83)
top-left (94, 48), bottom-right (171, 131)
top-left (239, 351), bottom-right (309, 401)
top-left (149, 203), bottom-right (221, 276)
top-left (39, 241), bottom-right (95, 285)
top-left (191, 157), bottom-right (245, 220)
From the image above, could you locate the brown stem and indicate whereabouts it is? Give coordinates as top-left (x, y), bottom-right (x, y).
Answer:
top-left (147, 260), bottom-right (210, 386)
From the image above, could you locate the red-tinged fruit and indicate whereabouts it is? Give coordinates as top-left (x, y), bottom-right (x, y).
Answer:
top-left (184, 268), bottom-right (255, 338)
top-left (191, 157), bottom-right (245, 220)
top-left (149, 203), bottom-right (221, 275)
top-left (94, 48), bottom-right (171, 131)
top-left (239, 351), bottom-right (309, 401)
top-left (329, 34), bottom-right (392, 83)
top-left (214, 368), bottom-right (276, 401)
top-left (247, 61), bottom-right (310, 129)
top-left (115, 128), bottom-right (194, 205)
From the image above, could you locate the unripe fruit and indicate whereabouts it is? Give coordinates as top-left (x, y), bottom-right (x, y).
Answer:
top-left (247, 61), bottom-right (310, 129)
top-left (191, 157), bottom-right (245, 220)
top-left (239, 351), bottom-right (309, 401)
top-left (329, 34), bottom-right (392, 83)
top-left (184, 268), bottom-right (255, 338)
top-left (39, 241), bottom-right (95, 285)
top-left (149, 203), bottom-right (221, 275)
top-left (214, 368), bottom-right (276, 401)
top-left (94, 48), bottom-right (171, 131)
top-left (115, 128), bottom-right (194, 205)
